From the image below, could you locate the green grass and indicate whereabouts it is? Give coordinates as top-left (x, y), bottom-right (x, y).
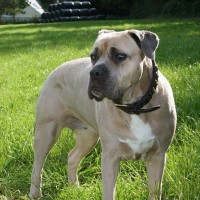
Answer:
top-left (0, 19), bottom-right (200, 199)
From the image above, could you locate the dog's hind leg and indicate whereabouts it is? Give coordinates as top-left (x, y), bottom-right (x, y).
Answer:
top-left (29, 90), bottom-right (66, 199)
top-left (68, 127), bottom-right (99, 186)
top-left (29, 118), bottom-right (62, 199)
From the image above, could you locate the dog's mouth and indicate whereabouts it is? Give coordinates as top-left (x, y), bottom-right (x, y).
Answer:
top-left (89, 88), bottom-right (105, 102)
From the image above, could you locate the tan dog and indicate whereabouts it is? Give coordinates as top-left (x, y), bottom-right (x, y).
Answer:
top-left (30, 29), bottom-right (176, 200)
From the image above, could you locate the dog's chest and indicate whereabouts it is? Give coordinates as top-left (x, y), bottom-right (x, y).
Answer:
top-left (119, 115), bottom-right (155, 160)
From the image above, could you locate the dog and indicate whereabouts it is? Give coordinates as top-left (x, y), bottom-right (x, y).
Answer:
top-left (29, 29), bottom-right (176, 200)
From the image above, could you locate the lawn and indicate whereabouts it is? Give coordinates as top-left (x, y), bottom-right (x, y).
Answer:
top-left (0, 19), bottom-right (200, 199)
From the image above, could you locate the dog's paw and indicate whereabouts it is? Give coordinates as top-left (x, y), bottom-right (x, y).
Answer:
top-left (29, 184), bottom-right (42, 200)
top-left (68, 180), bottom-right (80, 187)
top-left (29, 192), bottom-right (42, 200)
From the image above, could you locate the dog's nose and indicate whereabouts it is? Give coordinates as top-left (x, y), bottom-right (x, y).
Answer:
top-left (90, 64), bottom-right (109, 81)
top-left (90, 69), bottom-right (102, 80)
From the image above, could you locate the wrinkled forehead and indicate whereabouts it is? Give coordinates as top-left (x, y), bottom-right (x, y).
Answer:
top-left (92, 31), bottom-right (139, 53)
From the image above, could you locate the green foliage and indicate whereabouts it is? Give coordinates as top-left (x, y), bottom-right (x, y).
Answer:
top-left (0, 19), bottom-right (200, 199)
top-left (0, 0), bottom-right (29, 22)
top-left (0, 0), bottom-right (10, 21)
top-left (90, 0), bottom-right (200, 18)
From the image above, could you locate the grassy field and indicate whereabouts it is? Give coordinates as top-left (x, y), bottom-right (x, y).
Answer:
top-left (0, 19), bottom-right (200, 199)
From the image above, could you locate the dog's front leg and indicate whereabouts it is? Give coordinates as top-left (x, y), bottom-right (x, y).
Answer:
top-left (146, 153), bottom-right (166, 200)
top-left (101, 148), bottom-right (120, 200)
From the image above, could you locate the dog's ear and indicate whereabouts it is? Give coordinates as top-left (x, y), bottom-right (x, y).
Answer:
top-left (98, 29), bottom-right (115, 35)
top-left (128, 30), bottom-right (159, 60)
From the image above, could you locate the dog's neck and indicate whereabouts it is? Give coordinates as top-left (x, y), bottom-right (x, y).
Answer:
top-left (115, 58), bottom-right (160, 115)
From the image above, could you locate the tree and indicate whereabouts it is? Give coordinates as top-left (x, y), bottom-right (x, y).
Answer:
top-left (1, 0), bottom-right (29, 22)
top-left (0, 0), bottom-right (10, 22)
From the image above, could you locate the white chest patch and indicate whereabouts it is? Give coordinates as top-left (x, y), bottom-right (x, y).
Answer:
top-left (119, 115), bottom-right (155, 160)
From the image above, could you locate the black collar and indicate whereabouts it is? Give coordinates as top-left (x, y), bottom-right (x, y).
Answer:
top-left (115, 60), bottom-right (160, 115)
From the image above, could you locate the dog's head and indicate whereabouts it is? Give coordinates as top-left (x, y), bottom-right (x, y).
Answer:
top-left (88, 29), bottom-right (159, 103)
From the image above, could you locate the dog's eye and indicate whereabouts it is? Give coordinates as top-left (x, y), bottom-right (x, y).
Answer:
top-left (90, 54), bottom-right (96, 61)
top-left (115, 53), bottom-right (127, 62)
